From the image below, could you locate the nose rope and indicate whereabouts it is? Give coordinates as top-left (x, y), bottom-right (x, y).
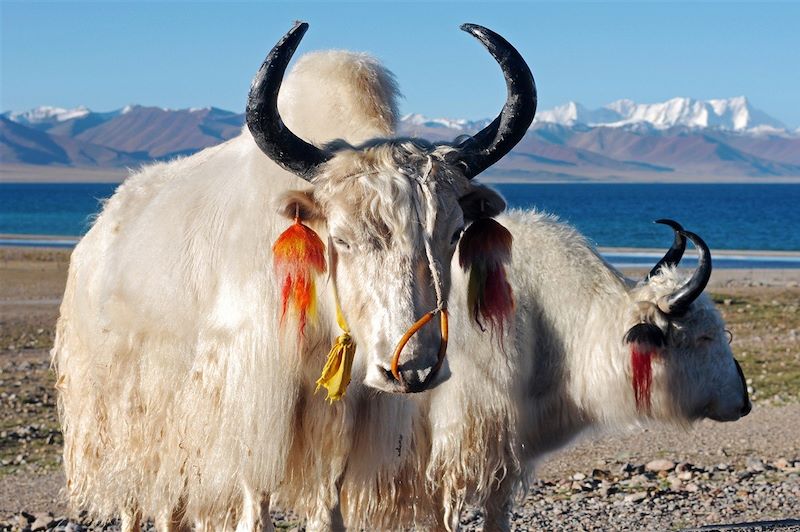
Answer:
top-left (390, 168), bottom-right (449, 385)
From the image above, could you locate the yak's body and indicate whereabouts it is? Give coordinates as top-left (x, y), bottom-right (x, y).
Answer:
top-left (54, 42), bottom-right (746, 531)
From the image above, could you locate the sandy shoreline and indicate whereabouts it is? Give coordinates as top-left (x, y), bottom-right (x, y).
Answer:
top-left (1, 244), bottom-right (798, 290)
top-left (4, 236), bottom-right (800, 256)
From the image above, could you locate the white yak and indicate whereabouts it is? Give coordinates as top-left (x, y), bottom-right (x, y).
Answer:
top-left (51, 21), bottom-right (537, 531)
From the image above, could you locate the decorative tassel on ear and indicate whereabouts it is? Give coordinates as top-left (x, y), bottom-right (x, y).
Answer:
top-left (458, 217), bottom-right (514, 333)
top-left (272, 216), bottom-right (326, 337)
top-left (623, 323), bottom-right (666, 413)
top-left (630, 347), bottom-right (653, 412)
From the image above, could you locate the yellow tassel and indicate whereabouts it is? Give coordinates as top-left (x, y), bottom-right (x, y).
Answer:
top-left (315, 332), bottom-right (356, 403)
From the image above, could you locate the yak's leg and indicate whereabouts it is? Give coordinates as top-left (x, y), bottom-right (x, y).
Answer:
top-left (481, 474), bottom-right (517, 532)
top-left (155, 502), bottom-right (191, 532)
top-left (235, 487), bottom-right (274, 532)
top-left (305, 475), bottom-right (345, 532)
top-left (431, 487), bottom-right (462, 532)
top-left (258, 493), bottom-right (275, 532)
top-left (121, 507), bottom-right (142, 532)
top-left (306, 502), bottom-right (344, 532)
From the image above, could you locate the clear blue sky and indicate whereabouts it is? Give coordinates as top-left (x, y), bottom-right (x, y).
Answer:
top-left (2, 1), bottom-right (799, 127)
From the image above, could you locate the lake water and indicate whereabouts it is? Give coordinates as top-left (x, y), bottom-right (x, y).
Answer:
top-left (1, 182), bottom-right (799, 266)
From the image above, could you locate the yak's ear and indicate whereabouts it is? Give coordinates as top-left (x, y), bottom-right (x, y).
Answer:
top-left (277, 189), bottom-right (323, 222)
top-left (459, 184), bottom-right (506, 223)
top-left (623, 322), bottom-right (666, 348)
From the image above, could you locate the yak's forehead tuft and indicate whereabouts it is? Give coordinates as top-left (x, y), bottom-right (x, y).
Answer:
top-left (636, 265), bottom-right (687, 299)
top-left (634, 266), bottom-right (722, 329)
top-left (312, 141), bottom-right (469, 249)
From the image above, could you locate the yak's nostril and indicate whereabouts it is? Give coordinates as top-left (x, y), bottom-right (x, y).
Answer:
top-left (382, 366), bottom-right (398, 384)
top-left (402, 378), bottom-right (428, 394)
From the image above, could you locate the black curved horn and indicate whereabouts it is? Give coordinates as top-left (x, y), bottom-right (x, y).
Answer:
top-left (646, 219), bottom-right (687, 280)
top-left (456, 24), bottom-right (537, 179)
top-left (246, 22), bottom-right (331, 181)
top-left (664, 230), bottom-right (712, 316)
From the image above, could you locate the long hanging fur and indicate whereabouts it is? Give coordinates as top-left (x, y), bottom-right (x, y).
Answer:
top-left (458, 217), bottom-right (514, 334)
top-left (272, 218), bottom-right (326, 336)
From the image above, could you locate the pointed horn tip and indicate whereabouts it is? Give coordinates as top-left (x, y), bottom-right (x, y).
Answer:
top-left (654, 219), bottom-right (684, 231)
top-left (459, 23), bottom-right (483, 33)
top-left (285, 21), bottom-right (310, 41)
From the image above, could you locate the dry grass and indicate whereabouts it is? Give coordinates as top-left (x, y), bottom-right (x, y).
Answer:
top-left (711, 287), bottom-right (800, 404)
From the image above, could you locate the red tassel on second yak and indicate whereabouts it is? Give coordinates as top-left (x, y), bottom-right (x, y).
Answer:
top-left (630, 347), bottom-right (653, 412)
top-left (623, 322), bottom-right (665, 413)
top-left (458, 217), bottom-right (514, 334)
top-left (272, 218), bottom-right (326, 337)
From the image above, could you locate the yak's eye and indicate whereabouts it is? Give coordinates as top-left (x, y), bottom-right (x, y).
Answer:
top-left (451, 227), bottom-right (464, 245)
top-left (333, 237), bottom-right (350, 250)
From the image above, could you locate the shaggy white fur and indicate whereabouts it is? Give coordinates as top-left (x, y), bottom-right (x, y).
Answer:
top-left (53, 48), bottom-right (748, 532)
top-left (52, 50), bottom-right (414, 528)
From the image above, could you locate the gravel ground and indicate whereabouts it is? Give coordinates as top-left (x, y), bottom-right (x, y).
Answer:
top-left (1, 249), bottom-right (798, 531)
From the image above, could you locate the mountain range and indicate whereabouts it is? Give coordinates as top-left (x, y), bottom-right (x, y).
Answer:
top-left (3, 97), bottom-right (799, 181)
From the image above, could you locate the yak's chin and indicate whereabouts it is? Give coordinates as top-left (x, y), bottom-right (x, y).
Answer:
top-left (702, 399), bottom-right (752, 422)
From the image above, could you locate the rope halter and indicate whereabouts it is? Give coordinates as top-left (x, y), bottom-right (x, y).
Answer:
top-left (389, 161), bottom-right (450, 388)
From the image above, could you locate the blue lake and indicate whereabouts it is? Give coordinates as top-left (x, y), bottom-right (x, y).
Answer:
top-left (1, 182), bottom-right (799, 261)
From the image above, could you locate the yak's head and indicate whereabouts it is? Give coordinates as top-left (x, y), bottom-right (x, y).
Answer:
top-left (624, 220), bottom-right (751, 423)
top-left (247, 22), bottom-right (535, 394)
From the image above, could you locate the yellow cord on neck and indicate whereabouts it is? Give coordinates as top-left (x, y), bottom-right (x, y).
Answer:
top-left (315, 282), bottom-right (357, 403)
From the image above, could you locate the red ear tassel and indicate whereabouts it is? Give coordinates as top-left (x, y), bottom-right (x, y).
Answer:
top-left (631, 346), bottom-right (653, 412)
top-left (272, 218), bottom-right (326, 337)
top-left (458, 217), bottom-right (514, 334)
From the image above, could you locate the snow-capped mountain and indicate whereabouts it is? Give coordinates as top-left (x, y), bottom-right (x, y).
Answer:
top-left (536, 97), bottom-right (787, 133)
top-left (1, 105), bottom-right (245, 166)
top-left (401, 113), bottom-right (490, 132)
top-left (3, 100), bottom-right (799, 180)
top-left (5, 105), bottom-right (92, 126)
top-left (533, 101), bottom-right (621, 128)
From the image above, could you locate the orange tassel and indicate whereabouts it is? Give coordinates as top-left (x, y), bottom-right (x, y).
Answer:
top-left (272, 217), bottom-right (326, 336)
top-left (458, 217), bottom-right (514, 334)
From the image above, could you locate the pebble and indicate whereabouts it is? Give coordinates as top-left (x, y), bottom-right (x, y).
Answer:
top-left (2, 457), bottom-right (799, 531)
top-left (745, 457), bottom-right (766, 472)
top-left (775, 457), bottom-right (791, 469)
top-left (30, 512), bottom-right (53, 531)
top-left (623, 491), bottom-right (648, 503)
top-left (645, 458), bottom-right (675, 472)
